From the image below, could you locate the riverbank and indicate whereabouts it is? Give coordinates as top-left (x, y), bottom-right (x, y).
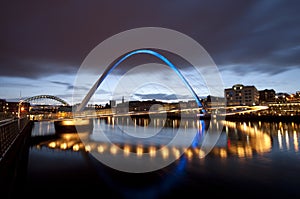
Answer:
top-left (109, 112), bottom-right (300, 123)
top-left (224, 114), bottom-right (300, 122)
top-left (0, 120), bottom-right (33, 199)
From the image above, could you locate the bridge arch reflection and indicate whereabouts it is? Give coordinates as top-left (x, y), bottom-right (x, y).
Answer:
top-left (32, 118), bottom-right (274, 160)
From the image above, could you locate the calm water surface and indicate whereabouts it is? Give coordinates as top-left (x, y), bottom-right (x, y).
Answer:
top-left (16, 117), bottom-right (300, 198)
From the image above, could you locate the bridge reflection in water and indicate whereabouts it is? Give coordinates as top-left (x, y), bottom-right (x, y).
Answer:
top-left (24, 117), bottom-right (300, 198)
top-left (32, 117), bottom-right (274, 160)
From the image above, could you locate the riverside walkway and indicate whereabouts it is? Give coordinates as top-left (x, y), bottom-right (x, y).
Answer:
top-left (0, 117), bottom-right (33, 198)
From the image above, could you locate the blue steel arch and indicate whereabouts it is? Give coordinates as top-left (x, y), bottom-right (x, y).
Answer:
top-left (77, 49), bottom-right (205, 112)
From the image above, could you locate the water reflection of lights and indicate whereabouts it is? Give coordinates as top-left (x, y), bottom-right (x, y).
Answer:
top-left (60, 142), bottom-right (67, 150)
top-left (219, 148), bottom-right (227, 158)
top-left (38, 133), bottom-right (208, 160)
top-left (123, 145), bottom-right (130, 156)
top-left (277, 127), bottom-right (300, 152)
top-left (33, 120), bottom-right (299, 160)
top-left (171, 147), bottom-right (180, 159)
top-left (294, 131), bottom-right (298, 152)
top-left (85, 145), bottom-right (92, 152)
top-left (72, 144), bottom-right (80, 151)
top-left (40, 133), bottom-right (89, 152)
top-left (48, 142), bottom-right (56, 148)
top-left (110, 145), bottom-right (118, 155)
top-left (285, 130), bottom-right (290, 150)
top-left (221, 121), bottom-right (272, 157)
top-left (278, 130), bottom-right (283, 149)
top-left (149, 146), bottom-right (156, 157)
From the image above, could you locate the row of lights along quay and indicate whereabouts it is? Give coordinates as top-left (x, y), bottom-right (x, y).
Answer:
top-left (1, 84), bottom-right (300, 121)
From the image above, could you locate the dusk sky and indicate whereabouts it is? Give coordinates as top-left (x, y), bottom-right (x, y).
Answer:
top-left (1, 0), bottom-right (300, 105)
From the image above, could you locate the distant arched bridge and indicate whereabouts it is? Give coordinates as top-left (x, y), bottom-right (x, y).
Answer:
top-left (24, 95), bottom-right (70, 106)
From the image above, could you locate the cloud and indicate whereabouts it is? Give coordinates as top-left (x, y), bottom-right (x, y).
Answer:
top-left (0, 0), bottom-right (299, 79)
top-left (50, 81), bottom-right (72, 87)
top-left (50, 80), bottom-right (89, 91)
top-left (133, 93), bottom-right (192, 101)
top-left (0, 80), bottom-right (37, 88)
top-left (213, 1), bottom-right (300, 74)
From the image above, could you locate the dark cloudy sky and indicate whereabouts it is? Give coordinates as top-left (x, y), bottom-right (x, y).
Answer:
top-left (1, 0), bottom-right (299, 104)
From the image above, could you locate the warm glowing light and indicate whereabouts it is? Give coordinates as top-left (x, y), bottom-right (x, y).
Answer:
top-left (73, 144), bottom-right (80, 151)
top-left (97, 145), bottom-right (105, 153)
top-left (235, 121), bottom-right (271, 154)
top-left (75, 119), bottom-right (90, 125)
top-left (243, 122), bottom-right (247, 131)
top-left (199, 149), bottom-right (205, 158)
top-left (245, 146), bottom-right (253, 157)
top-left (85, 145), bottom-right (91, 152)
top-left (185, 148), bottom-right (193, 159)
top-left (62, 120), bottom-right (75, 126)
top-left (110, 145), bottom-right (118, 155)
top-left (60, 143), bottom-right (67, 150)
top-left (293, 131), bottom-right (299, 152)
top-left (61, 119), bottom-right (90, 126)
top-left (48, 142), bottom-right (56, 148)
top-left (219, 148), bottom-right (227, 158)
top-left (237, 146), bottom-right (245, 157)
top-left (61, 134), bottom-right (73, 140)
top-left (149, 146), bottom-right (156, 157)
top-left (285, 131), bottom-right (290, 150)
top-left (278, 130), bottom-right (283, 149)
top-left (161, 147), bottom-right (169, 159)
top-left (123, 145), bottom-right (130, 156)
top-left (172, 147), bottom-right (181, 159)
top-left (136, 145), bottom-right (143, 157)
top-left (220, 105), bottom-right (269, 116)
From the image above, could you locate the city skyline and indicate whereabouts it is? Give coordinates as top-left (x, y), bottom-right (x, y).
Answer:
top-left (1, 1), bottom-right (300, 104)
top-left (0, 81), bottom-right (296, 107)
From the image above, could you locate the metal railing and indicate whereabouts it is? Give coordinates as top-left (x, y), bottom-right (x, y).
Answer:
top-left (0, 117), bottom-right (30, 161)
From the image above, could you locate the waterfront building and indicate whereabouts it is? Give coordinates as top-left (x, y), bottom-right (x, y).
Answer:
top-left (0, 99), bottom-right (6, 112)
top-left (265, 102), bottom-right (300, 116)
top-left (225, 84), bottom-right (259, 106)
top-left (116, 99), bottom-right (165, 114)
top-left (204, 95), bottom-right (226, 108)
top-left (7, 101), bottom-right (30, 117)
top-left (259, 89), bottom-right (276, 105)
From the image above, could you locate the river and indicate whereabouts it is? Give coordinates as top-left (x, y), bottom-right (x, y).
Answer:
top-left (13, 117), bottom-right (300, 198)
